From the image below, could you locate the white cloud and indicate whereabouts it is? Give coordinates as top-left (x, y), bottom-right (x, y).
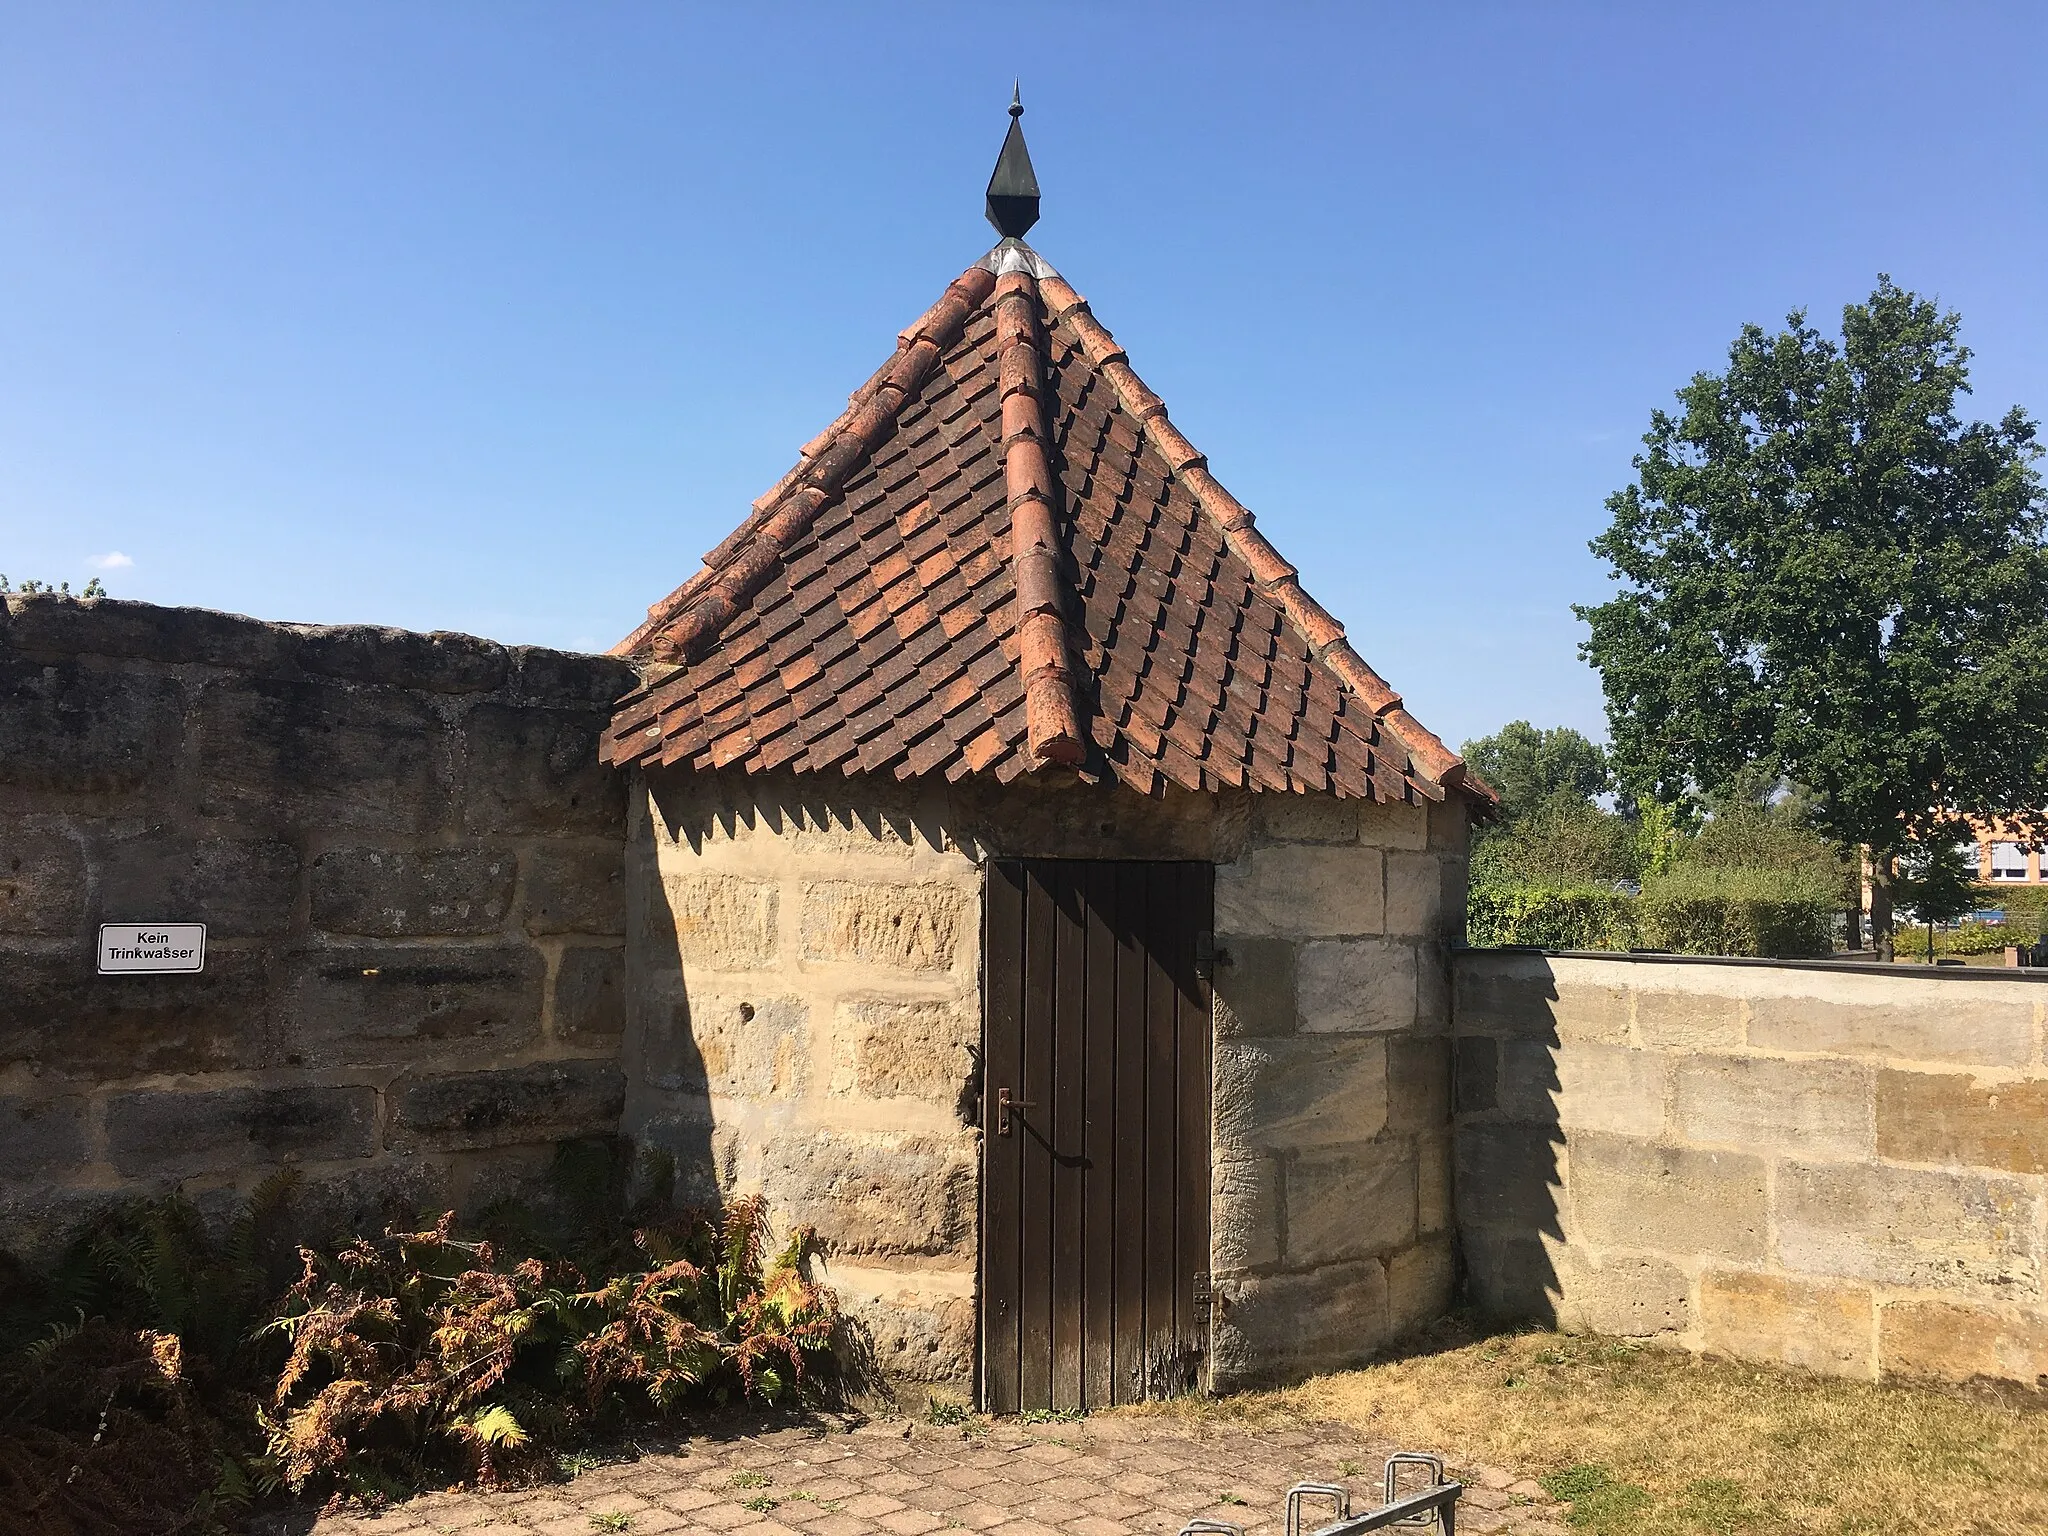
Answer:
top-left (87, 552), bottom-right (134, 570)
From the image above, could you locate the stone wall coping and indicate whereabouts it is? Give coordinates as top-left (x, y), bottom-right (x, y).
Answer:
top-left (1459, 946), bottom-right (2048, 984)
top-left (0, 593), bottom-right (638, 704)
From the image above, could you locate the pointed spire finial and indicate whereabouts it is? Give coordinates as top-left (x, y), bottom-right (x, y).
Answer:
top-left (986, 85), bottom-right (1040, 239)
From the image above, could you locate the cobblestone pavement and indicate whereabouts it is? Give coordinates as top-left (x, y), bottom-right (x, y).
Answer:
top-left (260, 1414), bottom-right (1568, 1536)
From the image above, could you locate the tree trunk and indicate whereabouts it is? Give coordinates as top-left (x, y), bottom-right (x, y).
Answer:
top-left (1870, 851), bottom-right (1896, 963)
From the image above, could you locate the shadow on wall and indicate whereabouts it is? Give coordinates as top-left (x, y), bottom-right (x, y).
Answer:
top-left (621, 812), bottom-right (721, 1209)
top-left (1453, 961), bottom-right (1569, 1326)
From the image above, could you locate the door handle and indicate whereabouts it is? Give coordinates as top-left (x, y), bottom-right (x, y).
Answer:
top-left (996, 1086), bottom-right (1037, 1136)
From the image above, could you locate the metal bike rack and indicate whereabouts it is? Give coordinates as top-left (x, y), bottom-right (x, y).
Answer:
top-left (1180, 1453), bottom-right (1461, 1536)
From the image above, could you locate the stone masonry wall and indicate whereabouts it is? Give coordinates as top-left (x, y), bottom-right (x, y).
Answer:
top-left (1209, 793), bottom-right (1468, 1388)
top-left (0, 596), bottom-right (636, 1256)
top-left (628, 765), bottom-right (1470, 1392)
top-left (1454, 950), bottom-right (2048, 1387)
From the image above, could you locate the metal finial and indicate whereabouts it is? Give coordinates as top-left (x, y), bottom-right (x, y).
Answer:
top-left (986, 85), bottom-right (1040, 238)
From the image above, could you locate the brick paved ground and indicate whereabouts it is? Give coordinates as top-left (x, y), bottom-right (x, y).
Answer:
top-left (253, 1414), bottom-right (1567, 1536)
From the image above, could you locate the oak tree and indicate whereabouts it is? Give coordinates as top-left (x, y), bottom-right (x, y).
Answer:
top-left (1578, 278), bottom-right (2048, 958)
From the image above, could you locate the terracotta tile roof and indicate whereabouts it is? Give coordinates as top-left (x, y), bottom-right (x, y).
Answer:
top-left (605, 242), bottom-right (1487, 804)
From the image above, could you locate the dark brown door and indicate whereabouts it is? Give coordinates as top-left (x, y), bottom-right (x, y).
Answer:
top-left (980, 859), bottom-right (1213, 1413)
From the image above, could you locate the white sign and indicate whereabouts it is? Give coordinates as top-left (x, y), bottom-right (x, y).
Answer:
top-left (97, 923), bottom-right (207, 974)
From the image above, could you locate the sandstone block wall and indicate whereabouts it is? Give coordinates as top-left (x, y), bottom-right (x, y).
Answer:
top-left (0, 596), bottom-right (635, 1255)
top-left (1209, 795), bottom-right (1467, 1388)
top-left (630, 767), bottom-right (1469, 1392)
top-left (1454, 951), bottom-right (2048, 1387)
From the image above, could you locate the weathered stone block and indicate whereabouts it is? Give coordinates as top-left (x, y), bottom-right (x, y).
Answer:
top-left (758, 1129), bottom-right (974, 1256)
top-left (1387, 1037), bottom-right (1452, 1133)
top-left (1285, 1141), bottom-right (1417, 1266)
top-left (1454, 954), bottom-right (1567, 1041)
top-left (194, 675), bottom-right (448, 834)
top-left (1426, 796), bottom-right (1469, 853)
top-left (799, 881), bottom-right (967, 971)
top-left (1879, 1299), bottom-right (2048, 1385)
top-left (0, 593), bottom-right (296, 670)
top-left (1416, 938), bottom-right (1450, 1029)
top-left (1634, 988), bottom-right (1742, 1048)
top-left (1213, 935), bottom-right (1296, 1038)
top-left (0, 1094), bottom-right (89, 1176)
top-left (391, 1061), bottom-right (625, 1151)
top-left (1699, 1270), bottom-right (1876, 1379)
top-left (461, 702), bottom-right (625, 836)
top-left (1253, 795), bottom-right (1358, 845)
top-left (844, 1286), bottom-right (975, 1385)
top-left (0, 828), bottom-right (85, 935)
top-left (1417, 1129), bottom-right (1452, 1234)
top-left (1386, 1239), bottom-right (1455, 1335)
top-left (521, 843), bottom-right (624, 936)
top-left (1215, 846), bottom-right (1385, 937)
top-left (1775, 1160), bottom-right (2039, 1295)
top-left (1385, 853), bottom-right (1445, 938)
top-left (1213, 1259), bottom-right (1389, 1385)
top-left (1212, 1155), bottom-right (1281, 1271)
top-left (1673, 1055), bottom-right (1873, 1158)
top-left (1499, 1039), bottom-right (1667, 1138)
top-left (1215, 1037), bottom-right (1388, 1151)
top-left (106, 1085), bottom-right (377, 1177)
top-left (1456, 1035), bottom-right (1499, 1112)
top-left (1297, 939), bottom-right (1416, 1033)
top-left (1876, 1069), bottom-right (2048, 1174)
top-left (1455, 1122), bottom-right (1562, 1232)
top-left (1569, 1132), bottom-right (1767, 1261)
top-left (1748, 991), bottom-right (2035, 1068)
top-left (835, 1000), bottom-right (974, 1106)
top-left (661, 872), bottom-right (778, 969)
top-left (0, 1185), bottom-right (131, 1267)
top-left (1362, 798), bottom-right (1431, 852)
top-left (505, 646), bottom-right (639, 708)
top-left (1554, 1245), bottom-right (1690, 1337)
top-left (93, 832), bottom-right (302, 940)
top-left (650, 991), bottom-right (806, 1099)
top-left (553, 943), bottom-right (624, 1041)
top-left (310, 847), bottom-right (513, 936)
top-left (0, 659), bottom-right (185, 798)
top-left (295, 625), bottom-right (509, 694)
top-left (1460, 1227), bottom-right (1561, 1322)
top-left (284, 943), bottom-right (544, 1067)
top-left (2, 949), bottom-right (272, 1079)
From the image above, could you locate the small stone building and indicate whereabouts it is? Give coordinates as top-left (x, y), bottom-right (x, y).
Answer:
top-left (600, 106), bottom-right (1491, 1406)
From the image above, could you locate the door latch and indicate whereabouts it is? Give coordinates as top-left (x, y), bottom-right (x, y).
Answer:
top-left (996, 1086), bottom-right (1037, 1137)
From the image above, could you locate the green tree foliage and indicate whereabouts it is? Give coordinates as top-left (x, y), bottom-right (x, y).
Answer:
top-left (1470, 795), bottom-right (1635, 888)
top-left (1460, 721), bottom-right (1612, 821)
top-left (0, 575), bottom-right (105, 598)
top-left (1577, 277), bottom-right (2048, 958)
top-left (1892, 835), bottom-right (1984, 962)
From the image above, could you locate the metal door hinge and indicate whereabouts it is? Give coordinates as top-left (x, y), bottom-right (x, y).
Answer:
top-left (1195, 931), bottom-right (1215, 980)
top-left (1192, 1271), bottom-right (1212, 1308)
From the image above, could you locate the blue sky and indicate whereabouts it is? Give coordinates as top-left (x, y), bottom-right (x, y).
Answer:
top-left (3, 3), bottom-right (2043, 750)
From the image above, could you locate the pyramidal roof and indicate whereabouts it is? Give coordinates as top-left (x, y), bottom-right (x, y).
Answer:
top-left (604, 107), bottom-right (1484, 805)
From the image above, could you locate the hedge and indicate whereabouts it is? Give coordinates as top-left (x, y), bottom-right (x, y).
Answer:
top-left (1468, 880), bottom-right (1638, 951)
top-left (1636, 865), bottom-right (1836, 958)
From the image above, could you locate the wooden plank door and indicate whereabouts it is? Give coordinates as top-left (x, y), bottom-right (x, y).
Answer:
top-left (980, 858), bottom-right (1212, 1413)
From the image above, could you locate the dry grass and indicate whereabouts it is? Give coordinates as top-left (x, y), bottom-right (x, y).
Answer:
top-left (1119, 1322), bottom-right (2048, 1535)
